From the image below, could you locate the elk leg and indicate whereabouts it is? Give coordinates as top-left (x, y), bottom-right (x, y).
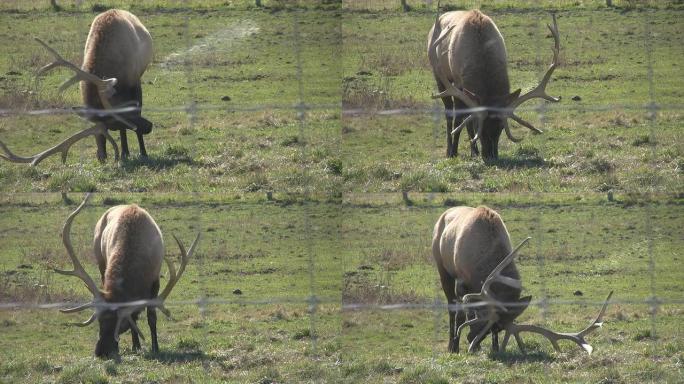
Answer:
top-left (491, 330), bottom-right (500, 352)
top-left (131, 313), bottom-right (141, 352)
top-left (437, 82), bottom-right (457, 158)
top-left (95, 133), bottom-right (107, 162)
top-left (132, 83), bottom-right (149, 159)
top-left (148, 279), bottom-right (160, 353)
top-left (437, 269), bottom-right (459, 353)
top-left (119, 128), bottom-right (130, 159)
top-left (136, 130), bottom-right (148, 159)
top-left (465, 118), bottom-right (479, 157)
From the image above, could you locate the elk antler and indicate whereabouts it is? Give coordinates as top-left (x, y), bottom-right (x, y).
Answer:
top-left (456, 237), bottom-right (530, 352)
top-left (35, 37), bottom-right (138, 132)
top-left (157, 233), bottom-right (200, 318)
top-left (35, 38), bottom-right (116, 109)
top-left (501, 291), bottom-right (614, 355)
top-left (54, 193), bottom-right (104, 325)
top-left (0, 123), bottom-right (119, 166)
top-left (505, 14), bottom-right (561, 134)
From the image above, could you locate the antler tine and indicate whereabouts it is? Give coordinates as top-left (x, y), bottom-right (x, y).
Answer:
top-left (501, 291), bottom-right (614, 355)
top-left (504, 121), bottom-right (523, 142)
top-left (54, 193), bottom-right (104, 323)
top-left (113, 306), bottom-right (146, 342)
top-left (430, 34), bottom-right (480, 110)
top-left (506, 14), bottom-right (561, 133)
top-left (34, 37), bottom-right (116, 109)
top-left (0, 123), bottom-right (119, 166)
top-left (74, 312), bottom-right (98, 326)
top-left (54, 193), bottom-right (101, 298)
top-left (454, 237), bottom-right (529, 352)
top-left (157, 232), bottom-right (200, 317)
top-left (461, 237), bottom-right (530, 309)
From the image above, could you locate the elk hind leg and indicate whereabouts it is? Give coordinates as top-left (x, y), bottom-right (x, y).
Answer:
top-left (95, 134), bottom-right (107, 162)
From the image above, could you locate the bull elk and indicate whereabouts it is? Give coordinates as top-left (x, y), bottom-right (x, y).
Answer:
top-left (427, 10), bottom-right (561, 160)
top-left (432, 206), bottom-right (612, 354)
top-left (0, 9), bottom-right (153, 166)
top-left (55, 193), bottom-right (200, 357)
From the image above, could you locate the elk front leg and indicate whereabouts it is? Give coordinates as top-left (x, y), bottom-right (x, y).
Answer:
top-left (438, 268), bottom-right (459, 352)
top-left (438, 82), bottom-right (457, 158)
top-left (465, 118), bottom-right (479, 157)
top-left (148, 279), bottom-right (160, 353)
top-left (95, 133), bottom-right (107, 162)
top-left (136, 130), bottom-right (148, 159)
top-left (130, 314), bottom-right (141, 352)
top-left (119, 128), bottom-right (129, 159)
top-left (491, 330), bottom-right (500, 352)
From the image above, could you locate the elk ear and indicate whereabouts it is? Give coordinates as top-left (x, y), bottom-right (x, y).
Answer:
top-left (506, 89), bottom-right (522, 105)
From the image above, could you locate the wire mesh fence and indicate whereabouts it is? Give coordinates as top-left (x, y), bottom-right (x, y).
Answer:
top-left (0, 0), bottom-right (682, 382)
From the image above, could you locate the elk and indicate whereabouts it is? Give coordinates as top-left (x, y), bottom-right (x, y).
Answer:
top-left (427, 10), bottom-right (561, 160)
top-left (432, 206), bottom-right (612, 354)
top-left (55, 193), bottom-right (200, 358)
top-left (0, 9), bottom-right (153, 166)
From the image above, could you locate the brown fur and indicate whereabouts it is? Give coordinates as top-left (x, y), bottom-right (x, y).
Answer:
top-left (81, 9), bottom-right (153, 109)
top-left (429, 10), bottom-right (510, 106)
top-left (427, 10), bottom-right (513, 159)
top-left (93, 204), bottom-right (163, 303)
top-left (432, 205), bottom-right (523, 352)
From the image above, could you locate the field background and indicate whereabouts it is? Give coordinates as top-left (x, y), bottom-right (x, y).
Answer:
top-left (0, 0), bottom-right (682, 383)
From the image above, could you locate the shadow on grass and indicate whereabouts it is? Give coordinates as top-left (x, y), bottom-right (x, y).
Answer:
top-left (144, 349), bottom-right (208, 364)
top-left (120, 154), bottom-right (197, 171)
top-left (489, 349), bottom-right (555, 365)
top-left (485, 155), bottom-right (546, 169)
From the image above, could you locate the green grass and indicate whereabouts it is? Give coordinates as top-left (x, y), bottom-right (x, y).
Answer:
top-left (0, 3), bottom-right (341, 194)
top-left (0, 1), bottom-right (682, 383)
top-left (341, 6), bottom-right (683, 193)
top-left (0, 192), bottom-right (682, 382)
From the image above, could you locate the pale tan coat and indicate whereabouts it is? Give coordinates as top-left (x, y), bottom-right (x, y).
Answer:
top-left (81, 9), bottom-right (153, 106)
top-left (432, 205), bottom-right (519, 291)
top-left (427, 10), bottom-right (510, 101)
top-left (93, 204), bottom-right (163, 302)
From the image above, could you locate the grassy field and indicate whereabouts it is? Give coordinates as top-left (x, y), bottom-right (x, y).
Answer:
top-left (341, 4), bottom-right (683, 193)
top-left (0, 192), bottom-right (682, 383)
top-left (0, 2), bottom-right (341, 194)
top-left (0, 2), bottom-right (681, 194)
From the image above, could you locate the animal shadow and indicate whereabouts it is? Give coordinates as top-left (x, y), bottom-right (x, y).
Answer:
top-left (144, 349), bottom-right (207, 364)
top-left (489, 349), bottom-right (555, 365)
top-left (120, 153), bottom-right (196, 171)
top-left (485, 154), bottom-right (546, 169)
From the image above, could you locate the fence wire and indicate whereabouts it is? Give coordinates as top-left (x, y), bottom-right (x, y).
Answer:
top-left (0, 0), bottom-right (681, 378)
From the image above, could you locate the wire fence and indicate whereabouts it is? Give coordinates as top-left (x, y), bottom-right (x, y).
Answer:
top-left (0, 0), bottom-right (681, 379)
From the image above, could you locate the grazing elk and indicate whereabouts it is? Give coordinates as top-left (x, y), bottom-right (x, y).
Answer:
top-left (432, 206), bottom-right (612, 354)
top-left (0, 9), bottom-right (153, 166)
top-left (55, 193), bottom-right (199, 358)
top-left (427, 10), bottom-right (561, 160)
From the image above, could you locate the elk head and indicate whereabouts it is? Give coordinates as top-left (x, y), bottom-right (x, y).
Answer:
top-left (458, 237), bottom-right (613, 354)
